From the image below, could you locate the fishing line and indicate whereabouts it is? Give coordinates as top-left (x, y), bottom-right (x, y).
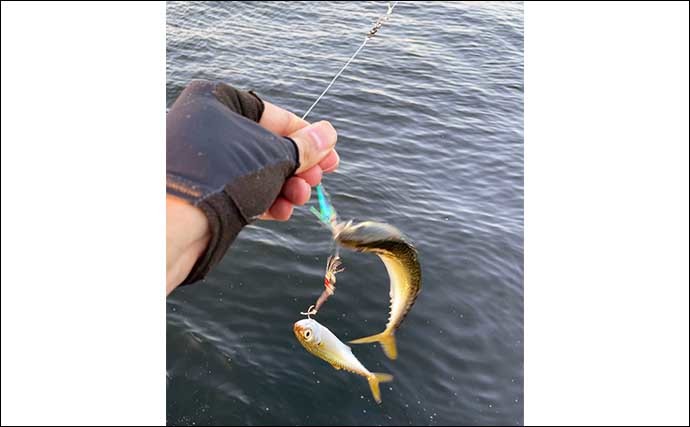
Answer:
top-left (300, 2), bottom-right (400, 315)
top-left (301, 40), bottom-right (369, 120)
top-left (301, 1), bottom-right (398, 121)
top-left (304, 1), bottom-right (399, 230)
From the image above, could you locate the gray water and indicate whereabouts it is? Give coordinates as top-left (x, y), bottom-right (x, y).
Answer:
top-left (166, 2), bottom-right (523, 425)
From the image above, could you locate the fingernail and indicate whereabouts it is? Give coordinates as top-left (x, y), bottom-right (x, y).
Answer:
top-left (308, 121), bottom-right (335, 151)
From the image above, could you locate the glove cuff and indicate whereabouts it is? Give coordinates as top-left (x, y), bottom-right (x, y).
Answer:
top-left (180, 189), bottom-right (245, 285)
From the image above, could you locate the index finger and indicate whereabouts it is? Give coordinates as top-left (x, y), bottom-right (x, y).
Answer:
top-left (259, 101), bottom-right (309, 136)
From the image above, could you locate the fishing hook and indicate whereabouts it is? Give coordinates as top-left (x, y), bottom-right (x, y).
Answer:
top-left (301, 305), bottom-right (318, 319)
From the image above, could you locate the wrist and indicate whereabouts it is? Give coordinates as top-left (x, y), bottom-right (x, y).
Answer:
top-left (166, 195), bottom-right (210, 294)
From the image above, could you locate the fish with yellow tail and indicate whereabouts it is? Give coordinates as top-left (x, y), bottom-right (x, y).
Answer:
top-left (293, 318), bottom-right (393, 403)
top-left (334, 221), bottom-right (422, 360)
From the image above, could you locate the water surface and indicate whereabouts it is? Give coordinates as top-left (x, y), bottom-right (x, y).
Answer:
top-left (167, 2), bottom-right (523, 425)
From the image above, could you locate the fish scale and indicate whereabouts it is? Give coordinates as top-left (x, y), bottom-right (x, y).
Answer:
top-left (335, 221), bottom-right (422, 360)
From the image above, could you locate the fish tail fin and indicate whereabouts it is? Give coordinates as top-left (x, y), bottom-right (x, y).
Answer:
top-left (349, 330), bottom-right (398, 360)
top-left (367, 372), bottom-right (394, 404)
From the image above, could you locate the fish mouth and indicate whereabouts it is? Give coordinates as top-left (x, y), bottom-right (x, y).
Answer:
top-left (293, 322), bottom-right (304, 337)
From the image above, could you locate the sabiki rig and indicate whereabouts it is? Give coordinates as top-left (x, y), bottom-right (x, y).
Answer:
top-left (308, 185), bottom-right (422, 360)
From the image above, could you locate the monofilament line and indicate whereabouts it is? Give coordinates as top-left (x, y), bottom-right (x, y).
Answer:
top-left (301, 1), bottom-right (400, 315)
top-left (301, 40), bottom-right (369, 120)
top-left (301, 1), bottom-right (398, 120)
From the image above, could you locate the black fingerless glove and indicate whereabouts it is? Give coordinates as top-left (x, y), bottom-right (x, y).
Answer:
top-left (167, 80), bottom-right (300, 285)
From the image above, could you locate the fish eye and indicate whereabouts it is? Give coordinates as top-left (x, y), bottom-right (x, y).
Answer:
top-left (303, 329), bottom-right (312, 340)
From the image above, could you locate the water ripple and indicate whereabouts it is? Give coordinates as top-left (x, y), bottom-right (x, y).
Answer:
top-left (167, 1), bottom-right (523, 426)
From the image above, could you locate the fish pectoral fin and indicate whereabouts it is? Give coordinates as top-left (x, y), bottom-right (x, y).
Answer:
top-left (367, 372), bottom-right (394, 404)
top-left (349, 330), bottom-right (398, 360)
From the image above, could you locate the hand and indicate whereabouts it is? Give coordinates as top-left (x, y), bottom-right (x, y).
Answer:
top-left (166, 80), bottom-right (339, 294)
top-left (258, 102), bottom-right (339, 220)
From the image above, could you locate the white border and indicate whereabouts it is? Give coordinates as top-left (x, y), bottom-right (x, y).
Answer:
top-left (525, 2), bottom-right (689, 425)
top-left (1, 2), bottom-right (166, 425)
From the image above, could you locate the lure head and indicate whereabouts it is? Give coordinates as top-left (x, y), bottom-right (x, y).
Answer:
top-left (293, 318), bottom-right (323, 350)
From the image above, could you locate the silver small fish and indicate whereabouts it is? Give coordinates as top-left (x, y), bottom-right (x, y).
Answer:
top-left (294, 318), bottom-right (393, 403)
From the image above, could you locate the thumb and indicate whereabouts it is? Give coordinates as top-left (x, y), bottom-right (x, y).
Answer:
top-left (288, 120), bottom-right (337, 174)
